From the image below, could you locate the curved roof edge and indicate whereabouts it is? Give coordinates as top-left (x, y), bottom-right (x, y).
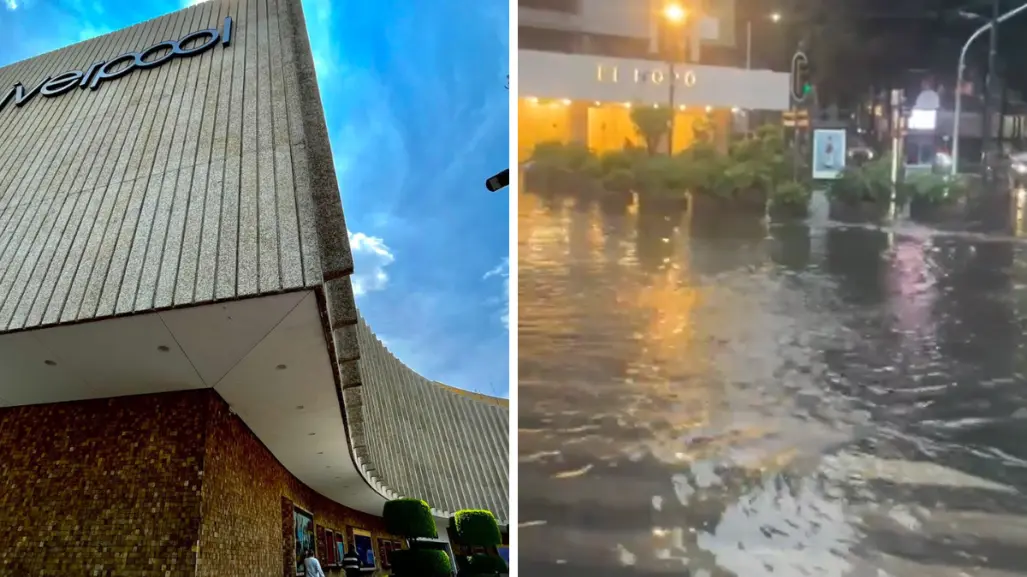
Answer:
top-left (336, 315), bottom-right (509, 524)
top-left (281, 0), bottom-right (507, 525)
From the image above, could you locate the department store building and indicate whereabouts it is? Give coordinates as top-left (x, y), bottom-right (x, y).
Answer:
top-left (518, 0), bottom-right (791, 159)
top-left (0, 0), bottom-right (508, 575)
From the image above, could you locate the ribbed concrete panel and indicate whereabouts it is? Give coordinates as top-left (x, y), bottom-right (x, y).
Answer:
top-left (346, 316), bottom-right (510, 523)
top-left (0, 0), bottom-right (509, 521)
top-left (0, 0), bottom-right (328, 332)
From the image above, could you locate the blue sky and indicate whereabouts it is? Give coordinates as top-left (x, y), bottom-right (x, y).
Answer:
top-left (0, 0), bottom-right (511, 397)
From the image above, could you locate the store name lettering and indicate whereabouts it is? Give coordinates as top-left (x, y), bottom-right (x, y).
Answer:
top-left (595, 64), bottom-right (697, 87)
top-left (0, 17), bottom-right (234, 114)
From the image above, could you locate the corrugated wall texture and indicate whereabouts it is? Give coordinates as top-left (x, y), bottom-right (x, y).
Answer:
top-left (0, 0), bottom-right (509, 524)
top-left (341, 316), bottom-right (510, 524)
top-left (0, 0), bottom-right (355, 332)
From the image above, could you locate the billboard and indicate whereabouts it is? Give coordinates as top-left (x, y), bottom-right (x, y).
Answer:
top-left (812, 129), bottom-right (847, 180)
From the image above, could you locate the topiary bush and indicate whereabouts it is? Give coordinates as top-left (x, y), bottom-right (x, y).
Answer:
top-left (390, 549), bottom-right (452, 577)
top-left (456, 553), bottom-right (508, 575)
top-left (449, 510), bottom-right (502, 548)
top-left (451, 510), bottom-right (508, 576)
top-left (383, 498), bottom-right (438, 539)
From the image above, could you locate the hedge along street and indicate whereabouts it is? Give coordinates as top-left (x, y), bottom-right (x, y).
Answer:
top-left (0, 16), bottom-right (233, 113)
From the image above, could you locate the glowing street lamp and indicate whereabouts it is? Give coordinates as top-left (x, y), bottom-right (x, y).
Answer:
top-left (663, 4), bottom-right (687, 24)
top-left (770, 12), bottom-right (782, 23)
top-left (662, 3), bottom-right (689, 154)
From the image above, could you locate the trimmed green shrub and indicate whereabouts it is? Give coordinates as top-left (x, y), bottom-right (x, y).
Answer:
top-left (828, 156), bottom-right (894, 205)
top-left (904, 171), bottom-right (965, 205)
top-left (456, 553), bottom-right (508, 575)
top-left (391, 549), bottom-right (452, 577)
top-left (771, 180), bottom-right (811, 208)
top-left (601, 167), bottom-right (635, 193)
top-left (598, 147), bottom-right (646, 174)
top-left (529, 141), bottom-right (600, 176)
top-left (383, 498), bottom-right (438, 539)
top-left (721, 159), bottom-right (774, 196)
top-left (449, 510), bottom-right (502, 548)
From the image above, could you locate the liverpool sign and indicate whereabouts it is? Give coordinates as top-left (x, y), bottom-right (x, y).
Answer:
top-left (0, 16), bottom-right (233, 113)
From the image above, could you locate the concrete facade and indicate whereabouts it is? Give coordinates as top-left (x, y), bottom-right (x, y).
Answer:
top-left (520, 49), bottom-right (790, 111)
top-left (518, 48), bottom-right (789, 158)
top-left (346, 317), bottom-right (509, 520)
top-left (520, 0), bottom-right (737, 48)
top-left (0, 0), bottom-right (507, 561)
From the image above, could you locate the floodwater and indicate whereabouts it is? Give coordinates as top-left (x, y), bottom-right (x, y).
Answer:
top-left (518, 190), bottom-right (1027, 577)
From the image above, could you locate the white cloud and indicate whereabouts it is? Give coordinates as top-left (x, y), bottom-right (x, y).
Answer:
top-left (5, 0), bottom-right (18, 10)
top-left (483, 258), bottom-right (509, 329)
top-left (349, 232), bottom-right (395, 296)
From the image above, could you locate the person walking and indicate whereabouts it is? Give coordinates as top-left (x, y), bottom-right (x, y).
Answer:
top-left (303, 549), bottom-right (326, 577)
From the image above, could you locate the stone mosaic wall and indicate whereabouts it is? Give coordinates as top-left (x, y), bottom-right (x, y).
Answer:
top-left (0, 391), bottom-right (207, 577)
top-left (198, 394), bottom-right (397, 577)
top-left (0, 390), bottom-right (398, 577)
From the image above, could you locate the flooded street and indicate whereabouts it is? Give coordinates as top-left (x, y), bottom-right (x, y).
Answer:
top-left (518, 191), bottom-right (1027, 576)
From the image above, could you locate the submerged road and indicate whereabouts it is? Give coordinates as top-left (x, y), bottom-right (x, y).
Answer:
top-left (518, 191), bottom-right (1027, 576)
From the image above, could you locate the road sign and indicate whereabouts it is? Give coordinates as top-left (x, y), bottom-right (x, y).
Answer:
top-left (783, 110), bottom-right (809, 127)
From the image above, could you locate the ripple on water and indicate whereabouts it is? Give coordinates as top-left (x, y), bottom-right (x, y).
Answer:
top-left (519, 194), bottom-right (1027, 576)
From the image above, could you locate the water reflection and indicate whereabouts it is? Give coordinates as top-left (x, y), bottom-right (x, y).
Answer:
top-left (519, 193), bottom-right (1027, 576)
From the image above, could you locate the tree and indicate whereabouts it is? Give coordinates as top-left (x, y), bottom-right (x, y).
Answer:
top-left (629, 105), bottom-right (673, 154)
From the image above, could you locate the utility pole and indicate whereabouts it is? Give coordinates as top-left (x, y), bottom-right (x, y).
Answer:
top-left (982, 0), bottom-right (1000, 175)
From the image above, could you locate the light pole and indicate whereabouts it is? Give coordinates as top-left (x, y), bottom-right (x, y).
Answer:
top-left (746, 12), bottom-right (782, 70)
top-left (951, 0), bottom-right (1027, 178)
top-left (982, 0), bottom-right (1000, 171)
top-left (663, 3), bottom-right (688, 154)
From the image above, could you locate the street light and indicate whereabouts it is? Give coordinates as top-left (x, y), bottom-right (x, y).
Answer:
top-left (770, 12), bottom-right (782, 23)
top-left (485, 169), bottom-right (509, 192)
top-left (951, 0), bottom-right (1027, 178)
top-left (663, 4), bottom-right (689, 154)
top-left (664, 3), bottom-right (687, 23)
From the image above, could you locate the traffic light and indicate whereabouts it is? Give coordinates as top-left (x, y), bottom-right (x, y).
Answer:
top-left (791, 51), bottom-right (811, 103)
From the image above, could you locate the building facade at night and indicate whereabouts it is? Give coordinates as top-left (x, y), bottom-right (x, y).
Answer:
top-left (0, 0), bottom-right (507, 575)
top-left (518, 0), bottom-right (791, 159)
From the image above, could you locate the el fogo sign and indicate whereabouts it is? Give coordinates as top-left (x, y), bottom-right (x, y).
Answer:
top-left (0, 17), bottom-right (233, 113)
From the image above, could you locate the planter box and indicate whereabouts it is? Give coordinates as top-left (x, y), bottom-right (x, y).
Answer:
top-left (689, 192), bottom-right (766, 215)
top-left (638, 191), bottom-right (690, 213)
top-left (768, 202), bottom-right (808, 221)
top-left (828, 198), bottom-right (889, 223)
top-left (909, 197), bottom-right (966, 225)
top-left (597, 189), bottom-right (633, 212)
top-left (524, 167), bottom-right (599, 196)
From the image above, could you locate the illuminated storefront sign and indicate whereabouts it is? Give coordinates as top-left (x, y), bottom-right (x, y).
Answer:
top-left (595, 64), bottom-right (697, 87)
top-left (0, 16), bottom-right (234, 113)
